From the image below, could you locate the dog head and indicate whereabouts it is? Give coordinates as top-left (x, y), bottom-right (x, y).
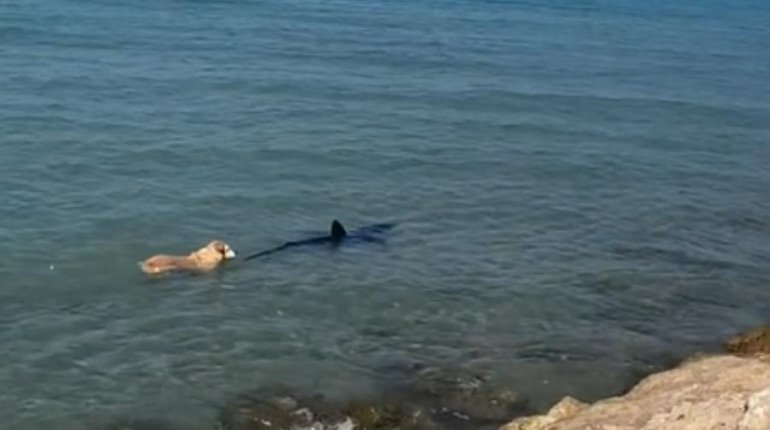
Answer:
top-left (207, 240), bottom-right (237, 260)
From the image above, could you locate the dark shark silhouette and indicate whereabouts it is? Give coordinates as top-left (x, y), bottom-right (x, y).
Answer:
top-left (243, 220), bottom-right (396, 261)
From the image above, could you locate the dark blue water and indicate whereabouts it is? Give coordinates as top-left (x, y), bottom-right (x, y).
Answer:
top-left (1, 0), bottom-right (769, 428)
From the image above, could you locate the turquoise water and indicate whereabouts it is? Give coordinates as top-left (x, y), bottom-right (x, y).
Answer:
top-left (2, 0), bottom-right (770, 428)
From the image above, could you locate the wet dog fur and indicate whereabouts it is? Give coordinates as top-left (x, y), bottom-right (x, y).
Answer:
top-left (140, 240), bottom-right (236, 274)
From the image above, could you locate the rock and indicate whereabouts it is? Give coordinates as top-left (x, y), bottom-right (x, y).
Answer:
top-left (219, 400), bottom-right (294, 430)
top-left (218, 392), bottom-right (436, 430)
top-left (726, 326), bottom-right (770, 355)
top-left (739, 387), bottom-right (770, 430)
top-left (410, 366), bottom-right (529, 423)
top-left (499, 354), bottom-right (770, 430)
top-left (343, 401), bottom-right (436, 430)
top-left (545, 397), bottom-right (586, 420)
top-left (499, 397), bottom-right (586, 430)
top-left (100, 417), bottom-right (181, 430)
top-left (268, 396), bottom-right (299, 411)
top-left (218, 393), bottom-right (319, 430)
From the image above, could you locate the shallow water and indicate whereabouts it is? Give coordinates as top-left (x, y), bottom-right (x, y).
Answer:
top-left (1, 0), bottom-right (770, 428)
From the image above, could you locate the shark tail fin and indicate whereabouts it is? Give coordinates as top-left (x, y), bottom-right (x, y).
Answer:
top-left (330, 219), bottom-right (347, 239)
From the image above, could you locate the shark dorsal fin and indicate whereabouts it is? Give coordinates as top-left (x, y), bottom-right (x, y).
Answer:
top-left (330, 220), bottom-right (347, 240)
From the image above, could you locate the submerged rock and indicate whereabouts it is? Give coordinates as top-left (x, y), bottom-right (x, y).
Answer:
top-left (219, 394), bottom-right (321, 430)
top-left (409, 367), bottom-right (529, 423)
top-left (498, 354), bottom-right (770, 430)
top-left (218, 392), bottom-right (436, 430)
top-left (219, 364), bottom-right (527, 430)
top-left (343, 401), bottom-right (436, 430)
top-left (100, 417), bottom-right (182, 430)
top-left (726, 325), bottom-right (770, 355)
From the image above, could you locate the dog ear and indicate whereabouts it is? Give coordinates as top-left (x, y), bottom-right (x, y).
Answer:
top-left (212, 241), bottom-right (226, 254)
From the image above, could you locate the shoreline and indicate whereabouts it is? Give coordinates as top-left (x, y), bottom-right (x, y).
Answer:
top-left (201, 325), bottom-right (770, 430)
top-left (104, 326), bottom-right (768, 430)
top-left (500, 325), bottom-right (770, 430)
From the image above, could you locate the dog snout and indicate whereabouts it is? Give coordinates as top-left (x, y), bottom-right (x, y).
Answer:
top-left (224, 248), bottom-right (236, 259)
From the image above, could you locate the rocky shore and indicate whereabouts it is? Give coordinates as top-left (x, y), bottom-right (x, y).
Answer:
top-left (215, 365), bottom-right (531, 430)
top-left (500, 325), bottom-right (770, 430)
top-left (102, 326), bottom-right (770, 430)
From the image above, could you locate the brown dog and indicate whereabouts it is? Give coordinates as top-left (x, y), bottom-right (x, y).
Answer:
top-left (140, 240), bottom-right (237, 274)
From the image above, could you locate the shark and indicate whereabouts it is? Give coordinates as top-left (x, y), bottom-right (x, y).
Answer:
top-left (243, 220), bottom-right (396, 261)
